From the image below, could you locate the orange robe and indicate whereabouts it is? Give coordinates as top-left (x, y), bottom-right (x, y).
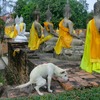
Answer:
top-left (41, 22), bottom-right (53, 43)
top-left (54, 19), bottom-right (73, 54)
top-left (90, 19), bottom-right (100, 62)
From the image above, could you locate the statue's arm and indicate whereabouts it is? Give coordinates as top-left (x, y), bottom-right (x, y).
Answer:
top-left (16, 25), bottom-right (20, 35)
top-left (48, 24), bottom-right (58, 37)
top-left (20, 23), bottom-right (26, 36)
top-left (23, 23), bottom-right (26, 33)
top-left (68, 21), bottom-right (78, 38)
top-left (35, 23), bottom-right (42, 38)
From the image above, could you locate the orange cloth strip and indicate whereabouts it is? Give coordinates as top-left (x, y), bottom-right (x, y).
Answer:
top-left (90, 19), bottom-right (100, 62)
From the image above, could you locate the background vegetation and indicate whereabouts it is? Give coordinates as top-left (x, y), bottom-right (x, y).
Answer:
top-left (0, 18), bottom-right (5, 42)
top-left (13, 0), bottom-right (93, 31)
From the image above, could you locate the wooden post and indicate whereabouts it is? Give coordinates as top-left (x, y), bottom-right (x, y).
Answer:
top-left (5, 42), bottom-right (29, 85)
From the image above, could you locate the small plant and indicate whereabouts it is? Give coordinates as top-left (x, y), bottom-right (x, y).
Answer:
top-left (0, 71), bottom-right (5, 84)
top-left (0, 18), bottom-right (5, 42)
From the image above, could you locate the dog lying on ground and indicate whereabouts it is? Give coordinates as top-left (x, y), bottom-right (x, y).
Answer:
top-left (15, 63), bottom-right (68, 95)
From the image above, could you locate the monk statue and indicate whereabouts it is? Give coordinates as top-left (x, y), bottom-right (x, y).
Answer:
top-left (5, 16), bottom-right (19, 39)
top-left (42, 5), bottom-right (58, 52)
top-left (14, 15), bottom-right (27, 42)
top-left (43, 5), bottom-right (58, 39)
top-left (5, 15), bottom-right (14, 26)
top-left (54, 0), bottom-right (83, 55)
top-left (5, 15), bottom-right (15, 38)
top-left (80, 0), bottom-right (100, 73)
top-left (28, 6), bottom-right (44, 50)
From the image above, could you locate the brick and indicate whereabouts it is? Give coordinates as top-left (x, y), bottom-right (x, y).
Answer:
top-left (80, 70), bottom-right (88, 73)
top-left (56, 86), bottom-right (62, 89)
top-left (55, 89), bottom-right (64, 93)
top-left (76, 72), bottom-right (90, 76)
top-left (66, 68), bottom-right (72, 71)
top-left (70, 81), bottom-right (80, 89)
top-left (69, 78), bottom-right (76, 82)
top-left (60, 82), bottom-right (74, 90)
top-left (73, 76), bottom-right (83, 82)
top-left (8, 93), bottom-right (17, 98)
top-left (93, 74), bottom-right (100, 78)
top-left (0, 96), bottom-right (7, 99)
top-left (96, 81), bottom-right (100, 85)
top-left (73, 76), bottom-right (89, 87)
top-left (80, 75), bottom-right (96, 79)
top-left (68, 74), bottom-right (78, 78)
top-left (52, 77), bottom-right (57, 81)
top-left (74, 67), bottom-right (80, 70)
top-left (89, 82), bottom-right (99, 87)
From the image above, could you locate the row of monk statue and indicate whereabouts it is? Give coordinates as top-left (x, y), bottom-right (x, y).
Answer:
top-left (5, 15), bottom-right (28, 42)
top-left (5, 1), bottom-right (84, 55)
top-left (28, 4), bottom-right (84, 54)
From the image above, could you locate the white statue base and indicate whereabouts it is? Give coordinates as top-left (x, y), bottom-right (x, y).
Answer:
top-left (14, 35), bottom-right (27, 42)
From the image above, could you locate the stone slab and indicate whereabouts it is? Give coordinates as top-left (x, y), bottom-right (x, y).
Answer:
top-left (0, 58), bottom-right (6, 70)
top-left (1, 56), bottom-right (8, 66)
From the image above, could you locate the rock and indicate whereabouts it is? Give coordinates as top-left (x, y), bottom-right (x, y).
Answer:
top-left (0, 84), bottom-right (4, 97)
top-left (89, 82), bottom-right (99, 87)
top-left (60, 82), bottom-right (74, 90)
top-left (43, 37), bottom-right (58, 52)
top-left (78, 32), bottom-right (85, 38)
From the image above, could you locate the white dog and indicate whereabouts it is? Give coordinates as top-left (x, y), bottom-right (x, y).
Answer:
top-left (15, 63), bottom-right (68, 95)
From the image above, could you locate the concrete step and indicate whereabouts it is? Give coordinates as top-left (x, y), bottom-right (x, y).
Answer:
top-left (0, 58), bottom-right (6, 70)
top-left (1, 56), bottom-right (8, 67)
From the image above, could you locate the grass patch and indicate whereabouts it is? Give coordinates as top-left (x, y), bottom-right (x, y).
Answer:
top-left (0, 70), bottom-right (5, 84)
top-left (0, 87), bottom-right (100, 100)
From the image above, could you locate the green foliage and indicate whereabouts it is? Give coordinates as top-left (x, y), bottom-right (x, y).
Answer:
top-left (0, 18), bottom-right (5, 29)
top-left (14, 0), bottom-right (88, 31)
top-left (0, 71), bottom-right (6, 84)
top-left (70, 0), bottom-right (88, 29)
top-left (14, 0), bottom-right (27, 16)
top-left (20, 2), bottom-right (35, 31)
top-left (87, 11), bottom-right (93, 23)
top-left (0, 18), bottom-right (5, 42)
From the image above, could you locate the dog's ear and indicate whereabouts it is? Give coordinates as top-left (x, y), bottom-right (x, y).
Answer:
top-left (60, 71), bottom-right (66, 74)
top-left (65, 68), bottom-right (72, 72)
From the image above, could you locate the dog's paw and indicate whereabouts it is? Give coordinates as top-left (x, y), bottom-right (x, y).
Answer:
top-left (44, 86), bottom-right (47, 89)
top-left (39, 92), bottom-right (44, 96)
top-left (48, 89), bottom-right (53, 93)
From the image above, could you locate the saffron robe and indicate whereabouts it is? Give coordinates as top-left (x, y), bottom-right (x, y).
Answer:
top-left (41, 22), bottom-right (54, 43)
top-left (54, 19), bottom-right (73, 54)
top-left (80, 19), bottom-right (100, 73)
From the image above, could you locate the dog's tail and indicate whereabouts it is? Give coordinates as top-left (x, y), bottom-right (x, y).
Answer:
top-left (15, 81), bottom-right (31, 89)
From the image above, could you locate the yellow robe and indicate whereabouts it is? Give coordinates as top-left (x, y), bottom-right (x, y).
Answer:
top-left (5, 25), bottom-right (14, 36)
top-left (5, 25), bottom-right (18, 38)
top-left (54, 19), bottom-right (73, 54)
top-left (80, 19), bottom-right (100, 73)
top-left (28, 23), bottom-right (44, 50)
